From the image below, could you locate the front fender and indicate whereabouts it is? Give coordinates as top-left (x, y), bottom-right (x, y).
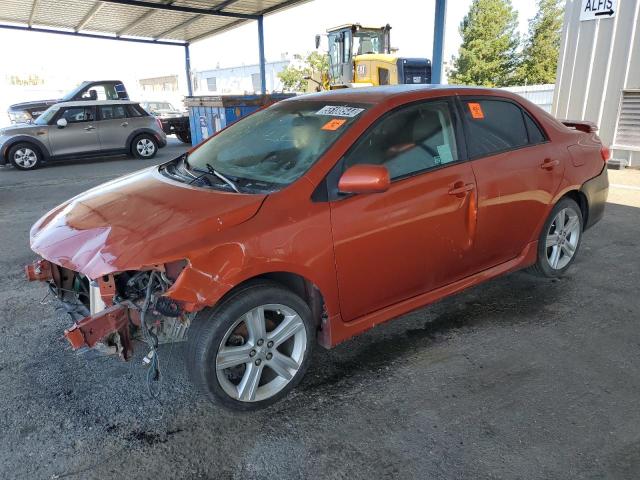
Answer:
top-left (1, 135), bottom-right (51, 163)
top-left (164, 243), bottom-right (336, 315)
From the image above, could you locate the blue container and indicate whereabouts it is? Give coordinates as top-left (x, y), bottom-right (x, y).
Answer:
top-left (185, 94), bottom-right (295, 146)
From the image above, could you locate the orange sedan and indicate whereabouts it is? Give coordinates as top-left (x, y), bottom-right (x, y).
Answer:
top-left (26, 86), bottom-right (609, 410)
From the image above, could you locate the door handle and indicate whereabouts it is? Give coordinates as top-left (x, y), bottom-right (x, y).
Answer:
top-left (448, 181), bottom-right (475, 197)
top-left (84, 125), bottom-right (95, 131)
top-left (120, 122), bottom-right (129, 127)
top-left (540, 158), bottom-right (560, 170)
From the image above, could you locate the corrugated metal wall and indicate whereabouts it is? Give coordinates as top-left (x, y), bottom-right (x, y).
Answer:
top-left (553, 0), bottom-right (640, 166)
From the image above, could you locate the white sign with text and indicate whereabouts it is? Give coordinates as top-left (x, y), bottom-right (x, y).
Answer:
top-left (580, 0), bottom-right (617, 21)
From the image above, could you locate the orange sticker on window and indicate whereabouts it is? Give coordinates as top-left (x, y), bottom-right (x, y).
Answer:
top-left (468, 102), bottom-right (484, 119)
top-left (321, 119), bottom-right (347, 131)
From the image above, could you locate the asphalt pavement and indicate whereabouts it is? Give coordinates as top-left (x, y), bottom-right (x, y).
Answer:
top-left (0, 144), bottom-right (639, 479)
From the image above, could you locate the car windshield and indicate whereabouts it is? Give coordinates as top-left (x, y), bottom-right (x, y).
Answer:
top-left (354, 30), bottom-right (386, 55)
top-left (186, 100), bottom-right (368, 189)
top-left (61, 81), bottom-right (91, 101)
top-left (34, 105), bottom-right (60, 125)
top-left (145, 102), bottom-right (173, 111)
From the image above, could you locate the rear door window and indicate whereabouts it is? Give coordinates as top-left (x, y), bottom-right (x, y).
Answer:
top-left (98, 105), bottom-right (127, 120)
top-left (461, 99), bottom-right (529, 158)
top-left (344, 100), bottom-right (460, 181)
top-left (524, 112), bottom-right (546, 144)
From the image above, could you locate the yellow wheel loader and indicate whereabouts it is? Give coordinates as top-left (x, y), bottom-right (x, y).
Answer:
top-left (316, 24), bottom-right (432, 89)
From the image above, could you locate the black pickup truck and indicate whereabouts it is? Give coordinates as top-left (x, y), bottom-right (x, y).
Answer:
top-left (8, 80), bottom-right (129, 124)
top-left (140, 101), bottom-right (191, 144)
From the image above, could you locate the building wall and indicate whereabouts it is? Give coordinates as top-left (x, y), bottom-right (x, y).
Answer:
top-left (139, 75), bottom-right (179, 93)
top-left (194, 60), bottom-right (290, 95)
top-left (553, 0), bottom-right (640, 166)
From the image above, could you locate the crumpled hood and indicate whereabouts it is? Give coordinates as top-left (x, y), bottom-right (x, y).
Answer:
top-left (30, 166), bottom-right (266, 279)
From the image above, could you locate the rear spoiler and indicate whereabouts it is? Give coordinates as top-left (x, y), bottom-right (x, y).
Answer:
top-left (560, 119), bottom-right (598, 133)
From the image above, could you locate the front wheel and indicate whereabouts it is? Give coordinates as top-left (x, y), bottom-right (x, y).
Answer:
top-left (529, 197), bottom-right (583, 277)
top-left (9, 142), bottom-right (42, 170)
top-left (186, 281), bottom-right (315, 411)
top-left (131, 134), bottom-right (158, 159)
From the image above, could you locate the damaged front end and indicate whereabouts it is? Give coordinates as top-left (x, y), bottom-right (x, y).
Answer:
top-left (26, 258), bottom-right (192, 361)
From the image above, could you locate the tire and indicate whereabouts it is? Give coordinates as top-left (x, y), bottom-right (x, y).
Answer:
top-left (528, 197), bottom-right (583, 278)
top-left (131, 134), bottom-right (158, 159)
top-left (8, 142), bottom-right (42, 170)
top-left (186, 280), bottom-right (315, 411)
top-left (176, 130), bottom-right (191, 144)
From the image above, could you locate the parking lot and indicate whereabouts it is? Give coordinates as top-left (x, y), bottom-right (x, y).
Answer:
top-left (0, 141), bottom-right (637, 479)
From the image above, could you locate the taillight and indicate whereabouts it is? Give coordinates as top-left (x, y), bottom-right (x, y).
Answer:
top-left (600, 145), bottom-right (611, 162)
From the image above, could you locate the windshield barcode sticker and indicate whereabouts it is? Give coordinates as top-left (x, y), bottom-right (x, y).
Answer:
top-left (315, 106), bottom-right (364, 117)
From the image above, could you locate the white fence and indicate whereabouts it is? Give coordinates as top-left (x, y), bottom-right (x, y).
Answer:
top-left (502, 84), bottom-right (555, 112)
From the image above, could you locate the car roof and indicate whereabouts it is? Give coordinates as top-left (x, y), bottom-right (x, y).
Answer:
top-left (53, 100), bottom-right (139, 108)
top-left (287, 84), bottom-right (513, 104)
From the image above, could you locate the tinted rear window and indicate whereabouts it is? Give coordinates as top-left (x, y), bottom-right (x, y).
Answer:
top-left (462, 99), bottom-right (528, 157)
top-left (99, 105), bottom-right (127, 120)
top-left (127, 104), bottom-right (147, 117)
top-left (524, 112), bottom-right (546, 144)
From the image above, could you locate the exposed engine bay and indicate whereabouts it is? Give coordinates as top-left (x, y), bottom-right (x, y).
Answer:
top-left (26, 259), bottom-right (192, 388)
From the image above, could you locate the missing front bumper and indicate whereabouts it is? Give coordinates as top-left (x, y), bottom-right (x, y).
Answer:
top-left (26, 258), bottom-right (136, 359)
top-left (64, 303), bottom-right (137, 360)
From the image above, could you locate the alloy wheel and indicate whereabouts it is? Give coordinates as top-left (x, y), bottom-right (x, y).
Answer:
top-left (215, 304), bottom-right (307, 402)
top-left (545, 207), bottom-right (581, 270)
top-left (14, 148), bottom-right (37, 168)
top-left (136, 138), bottom-right (155, 157)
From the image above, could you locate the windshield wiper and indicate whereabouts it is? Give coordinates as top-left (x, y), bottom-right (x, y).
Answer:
top-left (205, 163), bottom-right (240, 193)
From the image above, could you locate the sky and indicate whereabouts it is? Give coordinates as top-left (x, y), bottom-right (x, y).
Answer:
top-left (0, 0), bottom-right (539, 102)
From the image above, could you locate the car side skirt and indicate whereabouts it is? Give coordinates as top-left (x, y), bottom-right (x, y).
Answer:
top-left (46, 148), bottom-right (129, 162)
top-left (321, 240), bottom-right (539, 348)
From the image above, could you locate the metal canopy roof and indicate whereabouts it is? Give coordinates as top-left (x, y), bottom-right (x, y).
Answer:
top-left (0, 0), bottom-right (309, 45)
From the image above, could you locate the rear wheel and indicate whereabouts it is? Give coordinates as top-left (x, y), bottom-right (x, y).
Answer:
top-left (131, 134), bottom-right (158, 159)
top-left (529, 198), bottom-right (583, 277)
top-left (186, 281), bottom-right (314, 411)
top-left (9, 142), bottom-right (42, 170)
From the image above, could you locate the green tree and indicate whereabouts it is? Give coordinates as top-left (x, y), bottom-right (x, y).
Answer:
top-left (278, 51), bottom-right (330, 92)
top-left (449, 0), bottom-right (520, 87)
top-left (516, 0), bottom-right (563, 85)
top-left (278, 61), bottom-right (307, 92)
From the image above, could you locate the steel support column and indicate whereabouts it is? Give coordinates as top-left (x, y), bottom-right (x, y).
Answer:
top-left (257, 16), bottom-right (267, 94)
top-left (184, 43), bottom-right (193, 96)
top-left (432, 0), bottom-right (447, 84)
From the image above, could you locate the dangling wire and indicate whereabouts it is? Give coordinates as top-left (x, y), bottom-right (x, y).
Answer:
top-left (139, 272), bottom-right (162, 400)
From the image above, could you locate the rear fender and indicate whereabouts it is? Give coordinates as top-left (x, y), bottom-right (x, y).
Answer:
top-left (126, 128), bottom-right (163, 150)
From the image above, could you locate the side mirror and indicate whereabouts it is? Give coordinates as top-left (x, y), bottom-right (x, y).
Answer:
top-left (315, 34), bottom-right (321, 49)
top-left (56, 118), bottom-right (68, 128)
top-left (338, 164), bottom-right (390, 195)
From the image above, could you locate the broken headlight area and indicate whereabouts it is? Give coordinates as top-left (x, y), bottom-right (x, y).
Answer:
top-left (26, 259), bottom-right (193, 361)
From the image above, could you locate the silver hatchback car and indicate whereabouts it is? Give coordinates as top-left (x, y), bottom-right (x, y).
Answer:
top-left (0, 100), bottom-right (167, 170)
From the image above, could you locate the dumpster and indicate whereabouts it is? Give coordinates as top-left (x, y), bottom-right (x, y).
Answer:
top-left (185, 94), bottom-right (296, 146)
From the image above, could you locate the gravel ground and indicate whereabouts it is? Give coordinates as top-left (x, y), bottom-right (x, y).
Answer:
top-left (1, 150), bottom-right (639, 480)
